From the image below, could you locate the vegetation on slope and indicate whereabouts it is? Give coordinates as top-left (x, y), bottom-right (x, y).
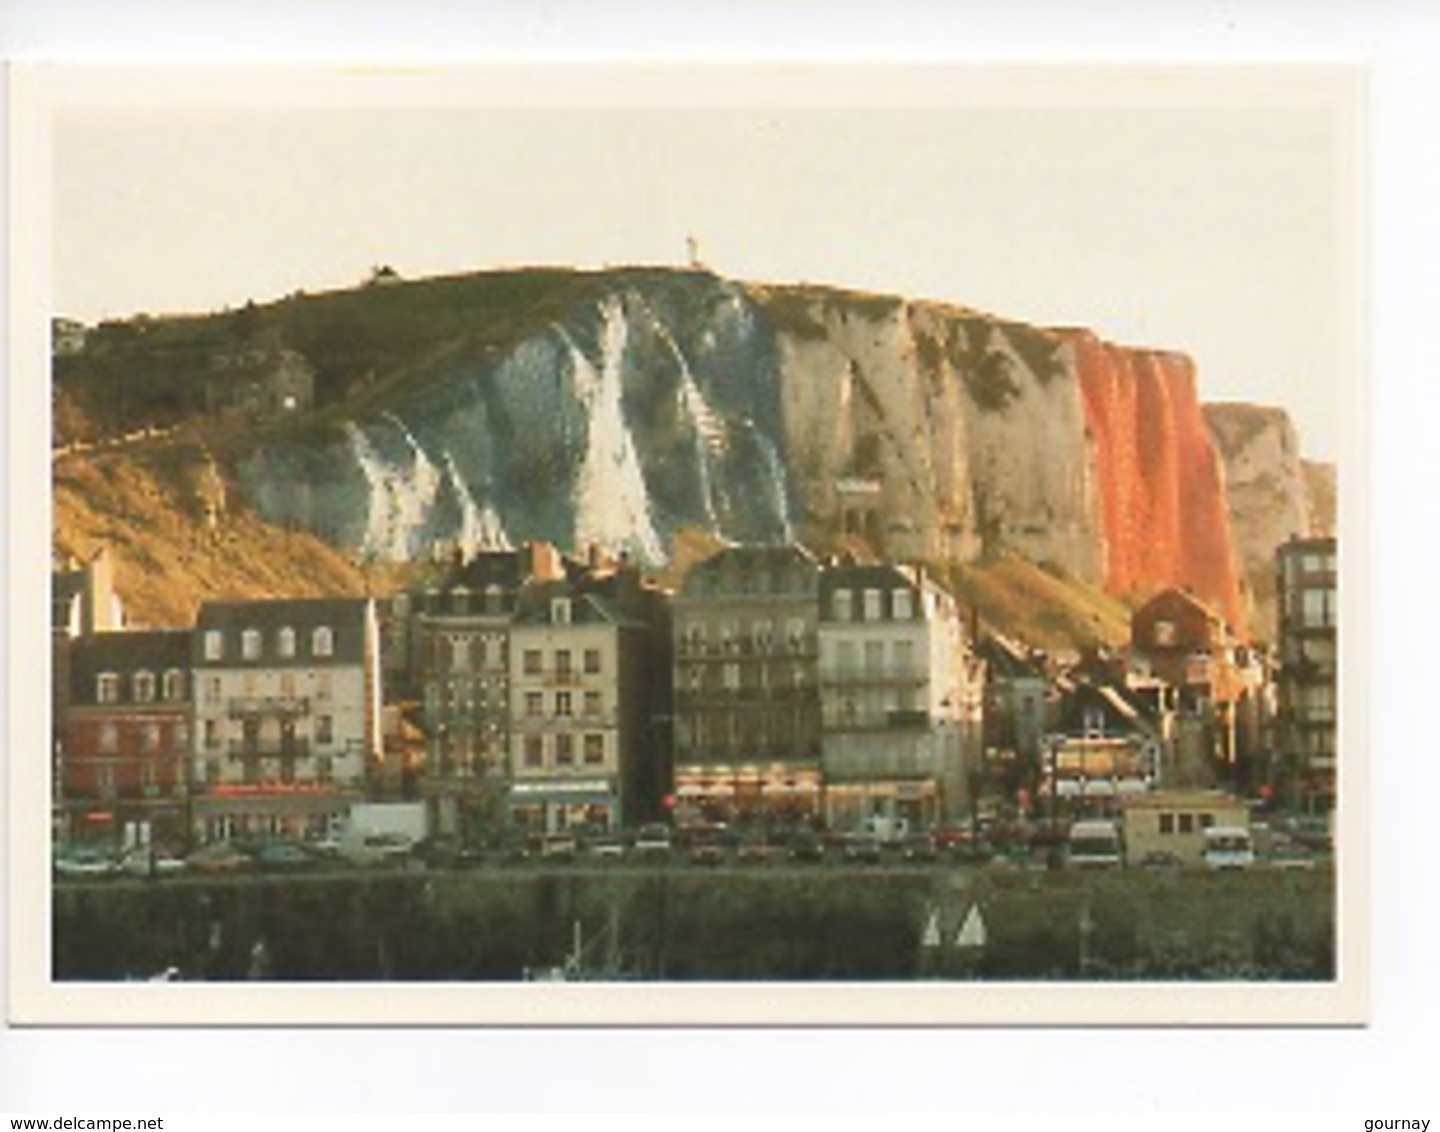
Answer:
top-left (52, 444), bottom-right (377, 628)
top-left (938, 551), bottom-right (1137, 652)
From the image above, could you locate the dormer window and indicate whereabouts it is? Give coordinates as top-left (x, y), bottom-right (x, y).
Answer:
top-left (831, 589), bottom-right (852, 622)
top-left (863, 589), bottom-right (883, 622)
top-left (313, 626), bottom-right (334, 657)
top-left (241, 629), bottom-right (262, 660)
top-left (162, 669), bottom-right (186, 701)
top-left (278, 627), bottom-right (296, 658)
top-left (133, 670), bottom-right (156, 703)
top-left (892, 589), bottom-right (914, 621)
top-left (96, 673), bottom-right (120, 704)
top-left (203, 630), bottom-right (223, 661)
top-left (551, 597), bottom-right (572, 625)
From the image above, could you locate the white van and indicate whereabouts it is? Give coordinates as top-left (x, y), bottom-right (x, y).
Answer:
top-left (1201, 825), bottom-right (1255, 871)
top-left (1067, 820), bottom-right (1124, 869)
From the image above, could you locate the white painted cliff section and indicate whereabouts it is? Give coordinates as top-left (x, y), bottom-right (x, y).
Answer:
top-left (967, 331), bottom-right (1102, 583)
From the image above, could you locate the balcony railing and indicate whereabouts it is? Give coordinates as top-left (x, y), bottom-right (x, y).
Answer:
top-left (227, 695), bottom-right (311, 718)
top-left (227, 738), bottom-right (312, 758)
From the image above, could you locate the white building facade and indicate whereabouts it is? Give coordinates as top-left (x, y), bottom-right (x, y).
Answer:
top-left (191, 598), bottom-right (381, 842)
top-left (817, 562), bottom-right (979, 832)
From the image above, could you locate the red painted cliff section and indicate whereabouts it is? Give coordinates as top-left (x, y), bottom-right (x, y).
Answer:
top-left (1067, 330), bottom-right (1247, 638)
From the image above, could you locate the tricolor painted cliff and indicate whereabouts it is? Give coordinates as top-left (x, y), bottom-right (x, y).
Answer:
top-left (55, 266), bottom-right (1319, 640)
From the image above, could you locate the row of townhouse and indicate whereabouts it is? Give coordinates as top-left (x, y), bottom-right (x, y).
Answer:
top-left (50, 533), bottom-right (1337, 849)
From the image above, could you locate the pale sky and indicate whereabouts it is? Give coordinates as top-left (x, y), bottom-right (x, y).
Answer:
top-left (50, 68), bottom-right (1356, 460)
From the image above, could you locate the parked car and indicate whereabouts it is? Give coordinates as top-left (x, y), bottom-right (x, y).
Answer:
top-left (539, 832), bottom-right (578, 862)
top-left (1137, 849), bottom-right (1185, 870)
top-left (412, 834), bottom-right (485, 870)
top-left (632, 823), bottom-right (674, 860)
top-left (842, 833), bottom-right (884, 865)
top-left (787, 829), bottom-right (826, 864)
top-left (735, 831), bottom-right (786, 866)
top-left (1268, 842), bottom-right (1318, 871)
top-left (898, 833), bottom-right (940, 863)
top-left (119, 845), bottom-right (188, 879)
top-left (685, 825), bottom-right (729, 867)
top-left (583, 833), bottom-right (627, 862)
top-left (54, 844), bottom-right (120, 881)
top-left (186, 841), bottom-right (256, 875)
top-left (251, 840), bottom-right (322, 873)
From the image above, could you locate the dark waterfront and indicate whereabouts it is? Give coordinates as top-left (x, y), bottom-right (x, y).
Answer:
top-left (53, 861), bottom-right (1335, 983)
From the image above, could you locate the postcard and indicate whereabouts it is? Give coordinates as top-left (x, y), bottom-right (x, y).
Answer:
top-left (8, 61), bottom-right (1366, 1026)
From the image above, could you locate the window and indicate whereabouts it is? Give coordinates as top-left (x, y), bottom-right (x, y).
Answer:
top-left (133, 670), bottom-right (156, 703)
top-left (162, 669), bottom-right (186, 701)
top-left (525, 692), bottom-right (543, 718)
top-left (836, 641), bottom-right (856, 678)
top-left (312, 626), bottom-right (334, 657)
top-left (1301, 588), bottom-right (1336, 630)
top-left (204, 631), bottom-right (223, 661)
top-left (315, 715), bottom-right (334, 745)
top-left (205, 759), bottom-right (221, 785)
top-left (831, 589), bottom-right (852, 622)
top-left (753, 621), bottom-right (774, 653)
top-left (278, 627), bottom-right (296, 657)
top-left (450, 587), bottom-right (469, 615)
top-left (242, 629), bottom-right (262, 660)
top-left (450, 636), bottom-right (470, 671)
top-left (142, 723), bottom-right (160, 752)
top-left (584, 690), bottom-right (602, 717)
top-left (892, 589), bottom-right (914, 621)
top-left (864, 641), bottom-right (884, 677)
top-left (96, 673), bottom-right (120, 704)
top-left (893, 640), bottom-right (915, 679)
top-left (863, 589), bottom-right (883, 622)
top-left (584, 648), bottom-right (601, 675)
top-left (1158, 813), bottom-right (1175, 834)
top-left (722, 664), bottom-right (740, 691)
top-left (99, 723), bottom-right (118, 753)
top-left (555, 692), bottom-right (573, 717)
top-left (1177, 813), bottom-right (1195, 835)
top-left (523, 735), bottom-right (543, 768)
top-left (280, 672), bottom-right (296, 699)
top-left (174, 721), bottom-right (189, 750)
top-left (316, 756), bottom-right (333, 784)
top-left (555, 650), bottom-right (573, 679)
top-left (584, 734), bottom-right (605, 765)
top-left (523, 649), bottom-right (542, 675)
top-left (555, 734), bottom-right (575, 766)
top-left (1200, 813), bottom-right (1215, 829)
top-left (204, 720), bottom-right (221, 749)
top-left (1154, 620), bottom-right (1177, 647)
top-left (315, 672), bottom-right (332, 702)
top-left (551, 597), bottom-right (572, 625)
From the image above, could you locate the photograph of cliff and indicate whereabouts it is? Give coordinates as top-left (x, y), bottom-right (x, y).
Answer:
top-left (24, 64), bottom-right (1358, 1019)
